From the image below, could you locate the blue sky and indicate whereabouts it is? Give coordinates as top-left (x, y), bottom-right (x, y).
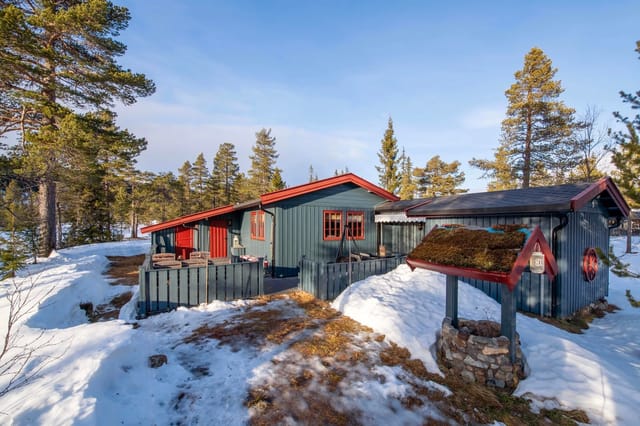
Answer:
top-left (114, 1), bottom-right (640, 192)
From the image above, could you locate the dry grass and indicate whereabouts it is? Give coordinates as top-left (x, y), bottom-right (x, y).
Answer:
top-left (105, 254), bottom-right (145, 285)
top-left (626, 289), bottom-right (640, 308)
top-left (408, 225), bottom-right (527, 273)
top-left (179, 290), bottom-right (589, 425)
top-left (527, 301), bottom-right (619, 334)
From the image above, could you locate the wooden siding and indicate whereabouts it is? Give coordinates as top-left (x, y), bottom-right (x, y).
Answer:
top-left (556, 208), bottom-right (610, 317)
top-left (138, 257), bottom-right (264, 316)
top-left (384, 203), bottom-right (612, 318)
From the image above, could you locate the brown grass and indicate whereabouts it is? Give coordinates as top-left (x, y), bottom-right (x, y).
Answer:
top-left (527, 301), bottom-right (619, 334)
top-left (179, 290), bottom-right (589, 425)
top-left (105, 254), bottom-right (145, 285)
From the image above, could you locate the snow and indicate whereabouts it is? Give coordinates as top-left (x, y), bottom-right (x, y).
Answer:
top-left (1, 236), bottom-right (639, 425)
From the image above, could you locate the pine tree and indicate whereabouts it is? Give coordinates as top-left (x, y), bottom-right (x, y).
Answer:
top-left (398, 148), bottom-right (417, 200)
top-left (469, 143), bottom-right (517, 191)
top-left (0, 179), bottom-right (38, 276)
top-left (211, 143), bottom-right (240, 206)
top-left (611, 40), bottom-right (640, 253)
top-left (0, 1), bottom-right (154, 255)
top-left (414, 155), bottom-right (468, 198)
top-left (191, 153), bottom-right (210, 211)
top-left (271, 168), bottom-right (286, 191)
top-left (614, 40), bottom-right (640, 130)
top-left (177, 161), bottom-right (193, 214)
top-left (472, 47), bottom-right (576, 189)
top-left (376, 117), bottom-right (400, 193)
top-left (247, 128), bottom-right (279, 198)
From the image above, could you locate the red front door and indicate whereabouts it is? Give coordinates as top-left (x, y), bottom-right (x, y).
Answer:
top-left (209, 219), bottom-right (228, 258)
top-left (175, 226), bottom-right (194, 260)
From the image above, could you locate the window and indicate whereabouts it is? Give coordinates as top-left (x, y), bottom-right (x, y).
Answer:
top-left (251, 211), bottom-right (265, 240)
top-left (347, 211), bottom-right (365, 240)
top-left (323, 210), bottom-right (342, 240)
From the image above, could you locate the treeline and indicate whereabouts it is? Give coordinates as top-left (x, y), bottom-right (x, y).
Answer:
top-left (375, 46), bottom-right (638, 200)
top-left (1, 2), bottom-right (639, 274)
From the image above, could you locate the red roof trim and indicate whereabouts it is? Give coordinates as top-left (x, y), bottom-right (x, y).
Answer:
top-left (141, 205), bottom-right (235, 234)
top-left (406, 226), bottom-right (557, 291)
top-left (260, 173), bottom-right (399, 205)
top-left (570, 176), bottom-right (630, 216)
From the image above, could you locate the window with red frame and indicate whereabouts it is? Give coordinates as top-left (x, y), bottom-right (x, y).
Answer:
top-left (347, 211), bottom-right (365, 240)
top-left (251, 211), bottom-right (265, 240)
top-left (323, 210), bottom-right (342, 240)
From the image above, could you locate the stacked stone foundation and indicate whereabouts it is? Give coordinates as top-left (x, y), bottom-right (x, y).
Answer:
top-left (438, 318), bottom-right (527, 389)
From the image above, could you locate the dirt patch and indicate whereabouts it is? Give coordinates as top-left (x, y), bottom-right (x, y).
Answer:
top-left (105, 254), bottom-right (145, 285)
top-left (81, 291), bottom-right (133, 322)
top-left (526, 299), bottom-right (619, 334)
top-left (181, 290), bottom-right (588, 425)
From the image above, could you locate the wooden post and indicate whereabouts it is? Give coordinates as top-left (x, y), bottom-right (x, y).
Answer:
top-left (501, 286), bottom-right (517, 363)
top-left (445, 275), bottom-right (459, 328)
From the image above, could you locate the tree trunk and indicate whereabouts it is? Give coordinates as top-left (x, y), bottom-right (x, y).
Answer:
top-left (38, 178), bottom-right (57, 257)
top-left (523, 110), bottom-right (533, 188)
top-left (130, 202), bottom-right (138, 239)
top-left (627, 218), bottom-right (633, 254)
top-left (56, 202), bottom-right (63, 248)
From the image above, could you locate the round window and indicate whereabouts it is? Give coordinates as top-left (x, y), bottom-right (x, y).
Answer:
top-left (582, 248), bottom-right (598, 282)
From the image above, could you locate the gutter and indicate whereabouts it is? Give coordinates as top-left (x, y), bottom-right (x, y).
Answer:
top-left (259, 203), bottom-right (276, 277)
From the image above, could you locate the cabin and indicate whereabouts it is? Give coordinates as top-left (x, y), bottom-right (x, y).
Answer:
top-left (141, 174), bottom-right (399, 277)
top-left (375, 177), bottom-right (630, 318)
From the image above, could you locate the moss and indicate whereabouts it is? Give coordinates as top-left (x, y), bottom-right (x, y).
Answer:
top-left (408, 225), bottom-right (527, 273)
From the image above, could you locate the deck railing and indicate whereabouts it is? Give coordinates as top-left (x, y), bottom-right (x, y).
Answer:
top-left (299, 255), bottom-right (406, 300)
top-left (138, 256), bottom-right (264, 316)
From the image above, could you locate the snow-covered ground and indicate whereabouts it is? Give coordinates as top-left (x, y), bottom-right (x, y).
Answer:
top-left (0, 237), bottom-right (639, 425)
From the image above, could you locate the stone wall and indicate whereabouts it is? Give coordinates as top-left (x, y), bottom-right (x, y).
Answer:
top-left (438, 317), bottom-right (527, 389)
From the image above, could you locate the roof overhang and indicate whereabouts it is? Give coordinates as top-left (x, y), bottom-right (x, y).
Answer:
top-left (570, 176), bottom-right (630, 217)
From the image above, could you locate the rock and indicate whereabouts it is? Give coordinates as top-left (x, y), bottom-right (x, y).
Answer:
top-left (149, 354), bottom-right (168, 368)
top-left (482, 345), bottom-right (509, 356)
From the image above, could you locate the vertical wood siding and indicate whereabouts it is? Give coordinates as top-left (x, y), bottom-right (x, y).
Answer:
top-left (138, 257), bottom-right (264, 316)
top-left (383, 204), bottom-right (612, 318)
top-left (299, 256), bottom-right (406, 300)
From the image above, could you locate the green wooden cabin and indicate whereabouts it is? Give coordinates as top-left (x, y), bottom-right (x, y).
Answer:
top-left (141, 174), bottom-right (399, 277)
top-left (375, 177), bottom-right (630, 318)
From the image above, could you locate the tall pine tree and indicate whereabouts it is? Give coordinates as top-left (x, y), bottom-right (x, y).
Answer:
top-left (210, 142), bottom-right (240, 206)
top-left (191, 153), bottom-right (211, 211)
top-left (471, 47), bottom-right (576, 189)
top-left (247, 128), bottom-right (279, 197)
top-left (376, 117), bottom-right (400, 194)
top-left (0, 0), bottom-right (154, 255)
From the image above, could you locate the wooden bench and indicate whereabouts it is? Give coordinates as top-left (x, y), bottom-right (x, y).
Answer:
top-left (152, 253), bottom-right (176, 262)
top-left (153, 259), bottom-right (182, 269)
top-left (189, 251), bottom-right (210, 260)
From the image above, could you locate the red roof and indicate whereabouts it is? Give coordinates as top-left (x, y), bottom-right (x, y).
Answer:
top-left (571, 176), bottom-right (630, 216)
top-left (406, 226), bottom-right (558, 291)
top-left (141, 173), bottom-right (398, 234)
top-left (261, 173), bottom-right (399, 204)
